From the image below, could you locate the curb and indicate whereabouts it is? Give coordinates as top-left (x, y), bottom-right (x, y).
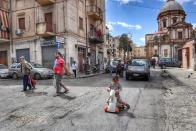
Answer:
top-left (62, 72), bottom-right (104, 79)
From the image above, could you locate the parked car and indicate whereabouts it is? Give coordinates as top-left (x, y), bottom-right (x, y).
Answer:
top-left (158, 58), bottom-right (181, 69)
top-left (8, 62), bottom-right (54, 80)
top-left (105, 59), bottom-right (120, 73)
top-left (126, 59), bottom-right (150, 81)
top-left (0, 64), bottom-right (9, 78)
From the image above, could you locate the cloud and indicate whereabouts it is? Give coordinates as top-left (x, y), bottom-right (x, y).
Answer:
top-left (106, 23), bottom-right (114, 32)
top-left (116, 0), bottom-right (143, 4)
top-left (108, 21), bottom-right (142, 30)
top-left (158, 0), bottom-right (196, 5)
top-left (193, 23), bottom-right (196, 28)
top-left (140, 37), bottom-right (145, 42)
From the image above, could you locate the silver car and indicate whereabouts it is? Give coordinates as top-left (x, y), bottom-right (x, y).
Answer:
top-left (0, 64), bottom-right (9, 78)
top-left (9, 62), bottom-right (54, 80)
top-left (126, 59), bottom-right (150, 81)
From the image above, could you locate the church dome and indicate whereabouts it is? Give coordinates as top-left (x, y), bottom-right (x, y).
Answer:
top-left (160, 0), bottom-right (184, 14)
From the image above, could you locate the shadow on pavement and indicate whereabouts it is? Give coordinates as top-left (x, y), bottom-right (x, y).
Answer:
top-left (118, 111), bottom-right (135, 118)
top-left (58, 93), bottom-right (77, 100)
top-left (24, 91), bottom-right (48, 97)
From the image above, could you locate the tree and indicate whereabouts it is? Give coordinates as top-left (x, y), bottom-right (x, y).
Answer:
top-left (118, 34), bottom-right (133, 61)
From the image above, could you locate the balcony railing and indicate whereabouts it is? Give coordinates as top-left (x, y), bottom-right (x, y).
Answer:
top-left (89, 29), bottom-right (104, 44)
top-left (36, 22), bottom-right (55, 37)
top-left (87, 5), bottom-right (102, 20)
top-left (0, 9), bottom-right (9, 43)
top-left (36, 0), bottom-right (55, 6)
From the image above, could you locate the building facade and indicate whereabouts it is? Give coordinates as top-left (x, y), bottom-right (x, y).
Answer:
top-left (146, 0), bottom-right (193, 62)
top-left (132, 46), bottom-right (146, 58)
top-left (0, 0), bottom-right (10, 65)
top-left (10, 0), bottom-right (105, 71)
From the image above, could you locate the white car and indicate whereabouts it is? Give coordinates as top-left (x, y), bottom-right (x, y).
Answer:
top-left (0, 64), bottom-right (9, 78)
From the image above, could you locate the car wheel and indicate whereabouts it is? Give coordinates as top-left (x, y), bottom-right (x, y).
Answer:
top-left (34, 73), bottom-right (41, 80)
top-left (12, 73), bottom-right (18, 79)
top-left (161, 65), bottom-right (166, 69)
top-left (145, 74), bottom-right (150, 81)
top-left (126, 75), bottom-right (129, 80)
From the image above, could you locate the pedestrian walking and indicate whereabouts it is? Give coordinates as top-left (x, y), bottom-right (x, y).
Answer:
top-left (71, 61), bottom-right (77, 78)
top-left (109, 62), bottom-right (113, 78)
top-left (152, 58), bottom-right (156, 69)
top-left (53, 51), bottom-right (70, 97)
top-left (116, 62), bottom-right (122, 76)
top-left (20, 56), bottom-right (32, 92)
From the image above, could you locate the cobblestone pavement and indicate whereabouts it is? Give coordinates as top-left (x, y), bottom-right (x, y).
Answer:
top-left (161, 68), bottom-right (196, 131)
top-left (0, 69), bottom-right (193, 131)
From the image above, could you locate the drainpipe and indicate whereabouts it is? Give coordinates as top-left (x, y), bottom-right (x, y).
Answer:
top-left (9, 0), bottom-right (13, 61)
top-left (194, 36), bottom-right (196, 71)
top-left (85, 0), bottom-right (90, 74)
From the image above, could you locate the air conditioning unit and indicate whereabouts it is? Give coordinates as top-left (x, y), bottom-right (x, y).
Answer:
top-left (15, 29), bottom-right (24, 35)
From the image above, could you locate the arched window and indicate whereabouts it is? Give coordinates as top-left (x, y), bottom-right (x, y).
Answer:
top-left (163, 19), bottom-right (167, 28)
top-left (172, 17), bottom-right (177, 24)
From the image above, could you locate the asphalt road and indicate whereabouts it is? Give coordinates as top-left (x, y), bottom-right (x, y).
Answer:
top-left (0, 69), bottom-right (169, 131)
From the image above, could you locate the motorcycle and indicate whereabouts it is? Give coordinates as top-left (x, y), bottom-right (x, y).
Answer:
top-left (104, 89), bottom-right (130, 113)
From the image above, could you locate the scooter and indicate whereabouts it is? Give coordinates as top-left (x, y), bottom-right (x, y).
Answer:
top-left (104, 89), bottom-right (130, 113)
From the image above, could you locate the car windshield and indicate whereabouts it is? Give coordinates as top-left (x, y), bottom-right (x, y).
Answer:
top-left (0, 65), bottom-right (7, 69)
top-left (30, 63), bottom-right (43, 68)
top-left (160, 58), bottom-right (172, 62)
top-left (130, 60), bottom-right (147, 66)
top-left (10, 63), bottom-right (19, 68)
top-left (112, 61), bottom-right (119, 66)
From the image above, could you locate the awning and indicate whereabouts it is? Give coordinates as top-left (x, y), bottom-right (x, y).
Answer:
top-left (0, 9), bottom-right (9, 40)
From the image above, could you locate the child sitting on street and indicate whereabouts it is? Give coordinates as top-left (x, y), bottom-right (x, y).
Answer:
top-left (107, 76), bottom-right (124, 107)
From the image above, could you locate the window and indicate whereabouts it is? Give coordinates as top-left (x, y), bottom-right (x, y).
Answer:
top-left (172, 17), bottom-right (177, 24)
top-left (45, 13), bottom-right (53, 32)
top-left (163, 20), bottom-right (167, 28)
top-left (154, 49), bottom-right (158, 55)
top-left (178, 32), bottom-right (183, 39)
top-left (164, 49), bottom-right (168, 57)
top-left (18, 17), bottom-right (25, 30)
top-left (79, 0), bottom-right (84, 3)
top-left (79, 17), bottom-right (83, 29)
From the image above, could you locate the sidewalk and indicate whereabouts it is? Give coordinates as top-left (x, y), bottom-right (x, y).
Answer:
top-left (165, 68), bottom-right (196, 87)
top-left (62, 71), bottom-right (104, 79)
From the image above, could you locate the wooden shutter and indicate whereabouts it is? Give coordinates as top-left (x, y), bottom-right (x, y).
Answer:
top-left (19, 18), bottom-right (25, 30)
top-left (79, 17), bottom-right (83, 29)
top-left (45, 13), bottom-right (53, 32)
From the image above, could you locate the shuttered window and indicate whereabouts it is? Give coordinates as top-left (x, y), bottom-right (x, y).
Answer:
top-left (79, 17), bottom-right (83, 29)
top-left (45, 13), bottom-right (53, 32)
top-left (18, 17), bottom-right (25, 30)
top-left (178, 32), bottom-right (182, 39)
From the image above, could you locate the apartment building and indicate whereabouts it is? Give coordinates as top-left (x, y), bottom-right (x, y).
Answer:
top-left (10, 0), bottom-right (105, 71)
top-left (0, 0), bottom-right (9, 65)
top-left (132, 46), bottom-right (146, 58)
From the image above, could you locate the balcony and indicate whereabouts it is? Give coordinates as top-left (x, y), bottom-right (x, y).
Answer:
top-left (36, 0), bottom-right (55, 6)
top-left (36, 22), bottom-right (55, 37)
top-left (87, 5), bottom-right (103, 20)
top-left (0, 36), bottom-right (9, 43)
top-left (89, 29), bottom-right (104, 44)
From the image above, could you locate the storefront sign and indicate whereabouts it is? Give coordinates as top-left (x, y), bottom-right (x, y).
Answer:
top-left (56, 36), bottom-right (65, 43)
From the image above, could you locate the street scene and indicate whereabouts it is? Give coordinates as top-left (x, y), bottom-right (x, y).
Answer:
top-left (0, 0), bottom-right (196, 131)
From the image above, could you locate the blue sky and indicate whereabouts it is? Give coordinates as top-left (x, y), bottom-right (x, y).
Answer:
top-left (106, 0), bottom-right (196, 46)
